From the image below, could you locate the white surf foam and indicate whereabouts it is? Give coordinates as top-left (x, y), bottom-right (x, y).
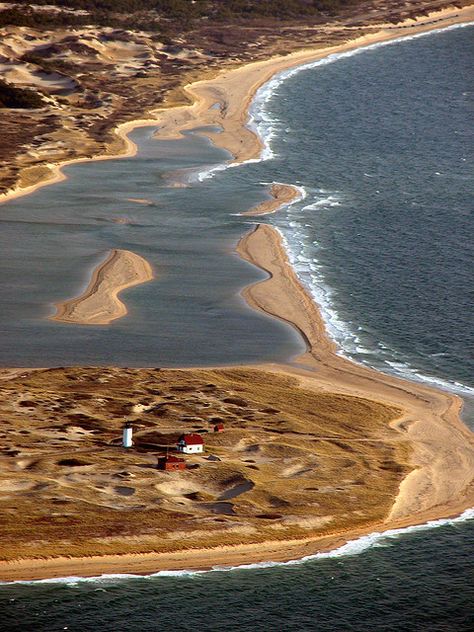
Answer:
top-left (280, 211), bottom-right (474, 397)
top-left (193, 21), bottom-right (472, 185)
top-left (3, 508), bottom-right (472, 586)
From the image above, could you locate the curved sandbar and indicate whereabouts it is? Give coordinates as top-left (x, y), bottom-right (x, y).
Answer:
top-left (237, 224), bottom-right (474, 523)
top-left (51, 249), bottom-right (154, 325)
top-left (241, 183), bottom-right (300, 217)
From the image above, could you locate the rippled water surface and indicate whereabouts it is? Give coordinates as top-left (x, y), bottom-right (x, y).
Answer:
top-left (1, 24), bottom-right (473, 632)
top-left (0, 131), bottom-right (304, 366)
top-left (1, 520), bottom-right (473, 631)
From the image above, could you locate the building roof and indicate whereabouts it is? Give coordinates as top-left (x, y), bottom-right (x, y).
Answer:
top-left (178, 433), bottom-right (204, 445)
top-left (159, 455), bottom-right (184, 463)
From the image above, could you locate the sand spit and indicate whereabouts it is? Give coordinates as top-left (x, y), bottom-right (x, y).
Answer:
top-left (241, 184), bottom-right (300, 217)
top-left (51, 249), bottom-right (154, 325)
top-left (0, 6), bottom-right (473, 581)
top-left (237, 224), bottom-right (474, 522)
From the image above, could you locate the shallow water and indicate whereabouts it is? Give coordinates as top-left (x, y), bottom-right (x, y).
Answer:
top-left (0, 130), bottom-right (304, 366)
top-left (0, 24), bottom-right (473, 631)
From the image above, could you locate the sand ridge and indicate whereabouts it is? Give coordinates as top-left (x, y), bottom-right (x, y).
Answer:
top-left (51, 248), bottom-right (154, 325)
top-left (240, 184), bottom-right (301, 217)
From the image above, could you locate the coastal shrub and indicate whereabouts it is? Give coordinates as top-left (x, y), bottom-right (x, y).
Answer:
top-left (0, 1), bottom-right (362, 31)
top-left (0, 79), bottom-right (44, 109)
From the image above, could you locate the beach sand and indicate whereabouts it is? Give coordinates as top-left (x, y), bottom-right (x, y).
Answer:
top-left (241, 184), bottom-right (300, 217)
top-left (51, 249), bottom-right (154, 325)
top-left (0, 5), bottom-right (473, 581)
top-left (237, 225), bottom-right (474, 523)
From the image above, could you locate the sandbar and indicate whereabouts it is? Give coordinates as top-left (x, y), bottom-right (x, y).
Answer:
top-left (241, 183), bottom-right (300, 216)
top-left (51, 249), bottom-right (154, 325)
top-left (0, 5), bottom-right (473, 581)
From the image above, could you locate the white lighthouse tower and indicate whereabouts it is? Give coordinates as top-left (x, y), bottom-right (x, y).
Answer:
top-left (122, 421), bottom-right (133, 448)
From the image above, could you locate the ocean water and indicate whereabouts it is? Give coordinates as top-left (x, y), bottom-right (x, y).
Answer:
top-left (1, 24), bottom-right (473, 631)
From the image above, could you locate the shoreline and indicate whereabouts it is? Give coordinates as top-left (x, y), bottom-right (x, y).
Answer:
top-left (0, 6), bottom-right (473, 582)
top-left (1, 505), bottom-right (472, 584)
top-left (240, 183), bottom-right (301, 217)
top-left (51, 249), bottom-right (154, 325)
top-left (0, 6), bottom-right (472, 208)
top-left (237, 225), bottom-right (474, 524)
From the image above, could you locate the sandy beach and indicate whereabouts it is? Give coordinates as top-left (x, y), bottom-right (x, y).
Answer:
top-left (237, 225), bottom-right (474, 523)
top-left (0, 6), bottom-right (472, 209)
top-left (149, 5), bottom-right (474, 166)
top-left (51, 249), bottom-right (154, 325)
top-left (0, 5), bottom-right (473, 582)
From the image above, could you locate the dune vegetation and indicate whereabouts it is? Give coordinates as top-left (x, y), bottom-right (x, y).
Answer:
top-left (0, 366), bottom-right (408, 560)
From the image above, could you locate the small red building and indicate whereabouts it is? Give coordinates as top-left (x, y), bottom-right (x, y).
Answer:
top-left (157, 455), bottom-right (186, 471)
top-left (214, 423), bottom-right (224, 433)
top-left (177, 433), bottom-right (204, 454)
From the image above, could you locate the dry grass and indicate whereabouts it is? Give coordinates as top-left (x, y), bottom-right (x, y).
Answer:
top-left (0, 366), bottom-right (410, 560)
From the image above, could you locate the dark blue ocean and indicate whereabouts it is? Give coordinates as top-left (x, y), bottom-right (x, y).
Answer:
top-left (1, 24), bottom-right (473, 631)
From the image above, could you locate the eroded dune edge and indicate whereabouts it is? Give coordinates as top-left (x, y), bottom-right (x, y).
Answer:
top-left (51, 249), bottom-right (154, 325)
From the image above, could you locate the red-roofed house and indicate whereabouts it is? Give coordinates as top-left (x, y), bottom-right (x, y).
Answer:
top-left (157, 455), bottom-right (186, 471)
top-left (177, 433), bottom-right (204, 454)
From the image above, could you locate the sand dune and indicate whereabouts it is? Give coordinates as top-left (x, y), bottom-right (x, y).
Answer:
top-left (51, 249), bottom-right (154, 325)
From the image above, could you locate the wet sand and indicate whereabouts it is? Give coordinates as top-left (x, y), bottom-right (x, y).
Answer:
top-left (51, 249), bottom-right (154, 325)
top-left (241, 184), bottom-right (301, 217)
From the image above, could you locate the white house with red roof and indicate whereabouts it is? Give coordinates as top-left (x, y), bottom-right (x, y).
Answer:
top-left (177, 433), bottom-right (204, 454)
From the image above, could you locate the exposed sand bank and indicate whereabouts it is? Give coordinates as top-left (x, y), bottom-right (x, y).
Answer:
top-left (237, 225), bottom-right (474, 524)
top-left (0, 6), bottom-right (472, 208)
top-left (241, 183), bottom-right (300, 217)
top-left (0, 5), bottom-right (473, 582)
top-left (51, 249), bottom-right (154, 325)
